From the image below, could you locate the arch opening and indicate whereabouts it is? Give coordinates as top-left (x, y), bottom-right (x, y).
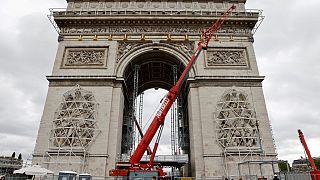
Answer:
top-left (120, 50), bottom-right (191, 174)
top-left (124, 50), bottom-right (186, 93)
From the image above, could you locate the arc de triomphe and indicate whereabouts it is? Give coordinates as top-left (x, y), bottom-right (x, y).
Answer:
top-left (33, 0), bottom-right (278, 178)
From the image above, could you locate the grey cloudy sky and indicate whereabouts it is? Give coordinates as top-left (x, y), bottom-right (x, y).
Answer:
top-left (0, 0), bottom-right (319, 164)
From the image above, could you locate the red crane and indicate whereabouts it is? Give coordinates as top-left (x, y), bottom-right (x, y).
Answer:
top-left (298, 129), bottom-right (320, 180)
top-left (110, 5), bottom-right (236, 178)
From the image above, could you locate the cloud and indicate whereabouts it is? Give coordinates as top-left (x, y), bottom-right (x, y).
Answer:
top-left (1, 0), bottom-right (319, 166)
top-left (0, 73), bottom-right (40, 160)
top-left (246, 0), bottom-right (320, 163)
top-left (138, 89), bottom-right (172, 152)
top-left (0, 0), bottom-right (65, 159)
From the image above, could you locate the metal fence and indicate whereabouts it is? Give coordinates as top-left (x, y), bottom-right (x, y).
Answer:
top-left (3, 173), bottom-right (319, 180)
top-left (278, 172), bottom-right (315, 180)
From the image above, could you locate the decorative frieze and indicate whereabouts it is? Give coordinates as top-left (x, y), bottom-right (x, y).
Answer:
top-left (63, 47), bottom-right (108, 68)
top-left (206, 48), bottom-right (248, 67)
top-left (60, 26), bottom-right (251, 35)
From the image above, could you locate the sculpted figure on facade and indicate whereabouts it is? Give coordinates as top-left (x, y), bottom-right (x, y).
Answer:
top-left (215, 89), bottom-right (258, 149)
top-left (169, 42), bottom-right (195, 57)
top-left (50, 85), bottom-right (99, 149)
top-left (117, 42), bottom-right (144, 61)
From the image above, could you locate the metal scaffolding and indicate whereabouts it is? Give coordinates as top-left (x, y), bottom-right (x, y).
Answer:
top-left (215, 88), bottom-right (269, 177)
top-left (177, 85), bottom-right (190, 153)
top-left (120, 63), bottom-right (190, 167)
top-left (131, 65), bottom-right (140, 151)
top-left (137, 92), bottom-right (144, 143)
top-left (124, 65), bottom-right (140, 154)
top-left (171, 65), bottom-right (179, 156)
top-left (45, 85), bottom-right (100, 173)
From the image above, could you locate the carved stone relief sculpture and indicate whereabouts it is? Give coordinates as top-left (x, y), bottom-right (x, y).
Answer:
top-left (63, 48), bottom-right (107, 68)
top-left (215, 89), bottom-right (259, 150)
top-left (60, 26), bottom-right (251, 35)
top-left (50, 85), bottom-right (99, 149)
top-left (168, 42), bottom-right (195, 57)
top-left (117, 42), bottom-right (143, 61)
top-left (117, 41), bottom-right (194, 62)
top-left (207, 48), bottom-right (247, 67)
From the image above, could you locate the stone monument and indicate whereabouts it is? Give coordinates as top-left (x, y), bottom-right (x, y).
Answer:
top-left (33, 0), bottom-right (278, 178)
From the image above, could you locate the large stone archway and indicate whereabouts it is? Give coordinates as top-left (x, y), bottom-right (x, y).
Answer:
top-left (117, 44), bottom-right (192, 174)
top-left (33, 0), bottom-right (278, 178)
top-left (116, 42), bottom-right (196, 78)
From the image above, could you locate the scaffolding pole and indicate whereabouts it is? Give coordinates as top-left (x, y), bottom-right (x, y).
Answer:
top-left (138, 92), bottom-right (144, 143)
top-left (171, 65), bottom-right (178, 156)
top-left (131, 65), bottom-right (140, 151)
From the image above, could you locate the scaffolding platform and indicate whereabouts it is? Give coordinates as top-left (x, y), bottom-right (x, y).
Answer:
top-left (121, 154), bottom-right (188, 167)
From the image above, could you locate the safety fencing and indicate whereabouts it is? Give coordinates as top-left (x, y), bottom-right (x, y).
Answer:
top-left (3, 173), bottom-right (319, 180)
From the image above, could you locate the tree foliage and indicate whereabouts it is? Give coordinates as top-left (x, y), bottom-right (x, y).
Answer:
top-left (18, 153), bottom-right (22, 160)
top-left (278, 161), bottom-right (290, 172)
top-left (313, 158), bottom-right (320, 169)
top-left (11, 152), bottom-right (15, 158)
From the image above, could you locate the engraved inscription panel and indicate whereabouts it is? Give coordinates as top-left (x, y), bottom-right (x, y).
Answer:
top-left (206, 48), bottom-right (248, 67)
top-left (63, 47), bottom-right (108, 68)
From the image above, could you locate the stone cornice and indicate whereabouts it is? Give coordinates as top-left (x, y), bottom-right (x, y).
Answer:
top-left (51, 10), bottom-right (259, 36)
top-left (55, 17), bottom-right (257, 28)
top-left (194, 75), bottom-right (265, 81)
top-left (47, 75), bottom-right (118, 80)
top-left (47, 75), bottom-right (124, 87)
top-left (53, 12), bottom-right (258, 28)
top-left (66, 0), bottom-right (246, 3)
top-left (189, 76), bottom-right (265, 87)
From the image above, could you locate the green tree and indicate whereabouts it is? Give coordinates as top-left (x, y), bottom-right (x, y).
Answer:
top-left (18, 153), bottom-right (22, 160)
top-left (11, 152), bottom-right (15, 158)
top-left (278, 160), bottom-right (290, 172)
top-left (313, 158), bottom-right (320, 170)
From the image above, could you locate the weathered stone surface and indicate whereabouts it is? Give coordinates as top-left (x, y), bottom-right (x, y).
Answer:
top-left (34, 0), bottom-right (277, 178)
top-left (64, 48), bottom-right (106, 66)
top-left (206, 48), bottom-right (248, 67)
top-left (66, 1), bottom-right (247, 12)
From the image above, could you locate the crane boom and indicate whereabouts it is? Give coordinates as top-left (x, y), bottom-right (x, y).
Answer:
top-left (110, 5), bottom-right (236, 177)
top-left (298, 129), bottom-right (320, 180)
top-left (130, 4), bottom-right (236, 164)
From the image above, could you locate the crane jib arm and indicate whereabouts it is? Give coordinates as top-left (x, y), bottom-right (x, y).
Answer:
top-left (298, 129), bottom-right (320, 179)
top-left (130, 43), bottom-right (203, 164)
top-left (110, 4), bottom-right (236, 177)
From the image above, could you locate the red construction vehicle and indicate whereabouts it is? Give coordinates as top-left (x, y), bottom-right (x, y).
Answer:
top-left (109, 5), bottom-right (236, 178)
top-left (298, 129), bottom-right (320, 180)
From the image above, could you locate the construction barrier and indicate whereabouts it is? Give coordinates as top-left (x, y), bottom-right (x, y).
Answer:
top-left (2, 173), bottom-right (319, 180)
